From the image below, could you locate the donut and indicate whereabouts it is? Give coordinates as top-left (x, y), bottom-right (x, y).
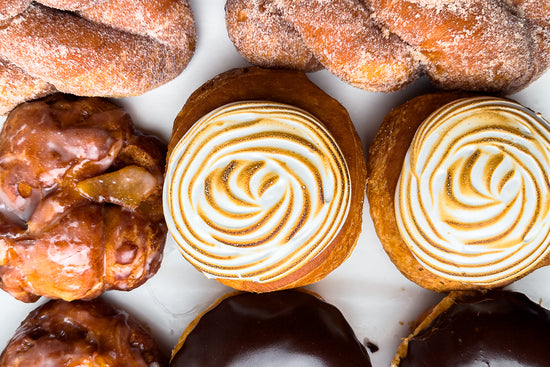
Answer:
top-left (0, 0), bottom-right (196, 115)
top-left (170, 289), bottom-right (371, 366)
top-left (226, 0), bottom-right (420, 92)
top-left (225, 0), bottom-right (323, 72)
top-left (0, 94), bottom-right (167, 302)
top-left (164, 67), bottom-right (366, 292)
top-left (225, 0), bottom-right (550, 93)
top-left (392, 290), bottom-right (550, 366)
top-left (367, 93), bottom-right (550, 291)
top-left (0, 297), bottom-right (166, 366)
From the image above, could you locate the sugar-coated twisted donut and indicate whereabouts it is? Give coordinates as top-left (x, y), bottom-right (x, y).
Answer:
top-left (226, 0), bottom-right (421, 92)
top-left (0, 0), bottom-right (196, 114)
top-left (225, 0), bottom-right (323, 72)
top-left (226, 0), bottom-right (550, 93)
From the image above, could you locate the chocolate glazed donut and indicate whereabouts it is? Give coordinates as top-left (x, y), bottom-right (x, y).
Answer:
top-left (171, 290), bottom-right (372, 366)
top-left (394, 290), bottom-right (550, 367)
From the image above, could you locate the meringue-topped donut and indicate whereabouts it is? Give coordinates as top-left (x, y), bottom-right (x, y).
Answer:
top-left (367, 92), bottom-right (550, 291)
top-left (395, 97), bottom-right (550, 286)
top-left (164, 67), bottom-right (366, 292)
top-left (164, 101), bottom-right (351, 284)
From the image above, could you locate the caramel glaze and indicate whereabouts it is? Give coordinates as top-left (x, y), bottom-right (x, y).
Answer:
top-left (171, 290), bottom-right (371, 366)
top-left (0, 94), bottom-right (167, 302)
top-left (0, 298), bottom-right (166, 366)
top-left (401, 290), bottom-right (550, 367)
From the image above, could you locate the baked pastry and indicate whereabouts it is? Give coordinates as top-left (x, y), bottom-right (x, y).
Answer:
top-left (225, 0), bottom-right (419, 92)
top-left (170, 289), bottom-right (372, 366)
top-left (0, 94), bottom-right (167, 302)
top-left (368, 93), bottom-right (550, 291)
top-left (0, 297), bottom-right (166, 366)
top-left (225, 0), bottom-right (550, 93)
top-left (0, 0), bottom-right (196, 115)
top-left (392, 290), bottom-right (550, 366)
top-left (164, 67), bottom-right (366, 292)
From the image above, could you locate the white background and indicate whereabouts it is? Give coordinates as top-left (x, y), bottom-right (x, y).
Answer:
top-left (1, 1), bottom-right (550, 366)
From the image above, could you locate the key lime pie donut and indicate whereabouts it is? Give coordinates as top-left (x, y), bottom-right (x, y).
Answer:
top-left (164, 67), bottom-right (366, 292)
top-left (368, 92), bottom-right (550, 291)
top-left (170, 289), bottom-right (372, 366)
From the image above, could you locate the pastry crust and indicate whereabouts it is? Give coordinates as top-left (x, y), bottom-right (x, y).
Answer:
top-left (367, 91), bottom-right (550, 291)
top-left (167, 67), bottom-right (367, 292)
top-left (226, 0), bottom-right (550, 93)
top-left (0, 0), bottom-right (196, 115)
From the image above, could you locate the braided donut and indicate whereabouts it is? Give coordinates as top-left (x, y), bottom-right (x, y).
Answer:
top-left (226, 0), bottom-right (550, 93)
top-left (226, 0), bottom-right (420, 91)
top-left (0, 94), bottom-right (167, 302)
top-left (0, 0), bottom-right (196, 114)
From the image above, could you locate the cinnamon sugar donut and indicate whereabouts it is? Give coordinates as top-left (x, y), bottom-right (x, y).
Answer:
top-left (226, 0), bottom-right (550, 93)
top-left (0, 297), bottom-right (166, 366)
top-left (226, 0), bottom-right (420, 92)
top-left (368, 92), bottom-right (550, 291)
top-left (164, 67), bottom-right (366, 292)
top-left (0, 0), bottom-right (196, 115)
top-left (0, 94), bottom-right (167, 302)
top-left (225, 0), bottom-right (323, 72)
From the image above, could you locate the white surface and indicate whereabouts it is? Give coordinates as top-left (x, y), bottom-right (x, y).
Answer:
top-left (1, 1), bottom-right (550, 366)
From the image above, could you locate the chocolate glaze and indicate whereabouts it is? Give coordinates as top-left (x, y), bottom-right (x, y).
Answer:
top-left (170, 290), bottom-right (371, 366)
top-left (401, 291), bottom-right (550, 367)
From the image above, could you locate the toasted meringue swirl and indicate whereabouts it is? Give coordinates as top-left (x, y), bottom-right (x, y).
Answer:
top-left (396, 97), bottom-right (550, 285)
top-left (164, 102), bottom-right (350, 282)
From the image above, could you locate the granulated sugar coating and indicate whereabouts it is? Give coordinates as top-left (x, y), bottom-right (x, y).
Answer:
top-left (226, 0), bottom-right (323, 71)
top-left (0, 0), bottom-right (196, 115)
top-left (226, 0), bottom-right (550, 93)
top-left (0, 59), bottom-right (56, 114)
